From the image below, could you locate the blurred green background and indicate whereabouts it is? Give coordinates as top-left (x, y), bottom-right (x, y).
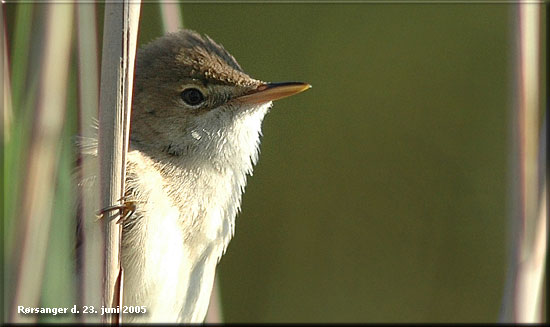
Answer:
top-left (172, 4), bottom-right (510, 323)
top-left (5, 2), bottom-right (520, 323)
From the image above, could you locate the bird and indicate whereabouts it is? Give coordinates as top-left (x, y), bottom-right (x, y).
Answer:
top-left (77, 29), bottom-right (310, 323)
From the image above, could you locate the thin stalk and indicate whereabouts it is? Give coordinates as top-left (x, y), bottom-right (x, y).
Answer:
top-left (76, 3), bottom-right (102, 323)
top-left (97, 0), bottom-right (141, 324)
top-left (501, 2), bottom-right (546, 323)
top-left (514, 2), bottom-right (545, 322)
top-left (160, 2), bottom-right (183, 33)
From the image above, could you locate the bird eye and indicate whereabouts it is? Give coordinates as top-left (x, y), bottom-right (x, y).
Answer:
top-left (180, 88), bottom-right (205, 106)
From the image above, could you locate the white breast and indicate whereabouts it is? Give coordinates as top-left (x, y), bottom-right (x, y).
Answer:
top-left (120, 102), bottom-right (272, 322)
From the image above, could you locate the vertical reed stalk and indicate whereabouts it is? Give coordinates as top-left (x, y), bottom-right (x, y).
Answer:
top-left (160, 2), bottom-right (183, 33)
top-left (97, 0), bottom-right (141, 323)
top-left (513, 2), bottom-right (546, 322)
top-left (502, 2), bottom-right (546, 323)
top-left (76, 3), bottom-right (102, 322)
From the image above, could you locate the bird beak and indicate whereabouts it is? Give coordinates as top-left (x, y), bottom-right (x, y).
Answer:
top-left (235, 82), bottom-right (311, 105)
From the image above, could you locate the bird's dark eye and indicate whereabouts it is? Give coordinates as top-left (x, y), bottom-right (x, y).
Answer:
top-left (180, 88), bottom-right (205, 106)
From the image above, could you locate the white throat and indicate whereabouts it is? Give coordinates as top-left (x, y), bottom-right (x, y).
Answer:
top-left (161, 101), bottom-right (273, 249)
